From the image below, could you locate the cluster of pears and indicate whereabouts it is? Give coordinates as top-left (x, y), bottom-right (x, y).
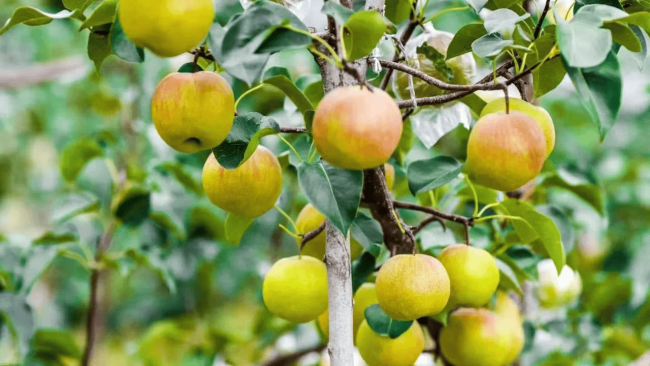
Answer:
top-left (466, 98), bottom-right (555, 192)
top-left (262, 243), bottom-right (525, 366)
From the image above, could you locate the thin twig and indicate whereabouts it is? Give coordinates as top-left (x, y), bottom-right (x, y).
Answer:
top-left (263, 344), bottom-right (327, 366)
top-left (402, 108), bottom-right (415, 121)
top-left (411, 215), bottom-right (447, 234)
top-left (280, 126), bottom-right (308, 133)
top-left (534, 0), bottom-right (552, 39)
top-left (392, 200), bottom-right (474, 227)
top-left (379, 18), bottom-right (419, 90)
top-left (300, 221), bottom-right (327, 251)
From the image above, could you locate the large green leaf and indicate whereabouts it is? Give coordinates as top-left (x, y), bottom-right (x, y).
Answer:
top-left (112, 185), bottom-right (151, 226)
top-left (79, 0), bottom-right (118, 30)
top-left (255, 25), bottom-right (311, 54)
top-left (212, 112), bottom-right (280, 170)
top-left (88, 29), bottom-right (113, 71)
top-left (109, 14), bottom-right (144, 63)
top-left (525, 28), bottom-right (567, 97)
top-left (209, 23), bottom-right (270, 85)
top-left (407, 156), bottom-right (462, 196)
top-left (556, 15), bottom-right (612, 68)
top-left (499, 199), bottom-right (565, 274)
top-left (352, 244), bottom-right (382, 293)
top-left (297, 161), bottom-right (363, 234)
top-left (562, 51), bottom-right (622, 139)
top-left (364, 304), bottom-right (413, 339)
top-left (611, 12), bottom-right (650, 35)
top-left (262, 67), bottom-right (315, 125)
top-left (602, 21), bottom-right (642, 52)
top-left (447, 23), bottom-right (487, 59)
top-left (483, 9), bottom-right (530, 34)
top-left (0, 7), bottom-right (85, 37)
top-left (472, 33), bottom-right (513, 58)
top-left (343, 11), bottom-right (386, 61)
top-left (352, 212), bottom-right (384, 249)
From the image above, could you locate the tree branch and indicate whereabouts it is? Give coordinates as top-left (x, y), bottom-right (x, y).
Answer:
top-left (300, 221), bottom-right (327, 251)
top-left (280, 126), bottom-right (307, 133)
top-left (263, 344), bottom-right (327, 366)
top-left (379, 18), bottom-right (419, 90)
top-left (410, 215), bottom-right (446, 234)
top-left (534, 0), bottom-right (552, 39)
top-left (392, 200), bottom-right (474, 227)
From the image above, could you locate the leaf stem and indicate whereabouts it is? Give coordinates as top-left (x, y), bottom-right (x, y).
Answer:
top-left (474, 214), bottom-right (526, 224)
top-left (477, 202), bottom-right (501, 218)
top-left (278, 223), bottom-right (301, 240)
top-left (276, 134), bottom-right (303, 163)
top-left (274, 205), bottom-right (298, 232)
top-left (234, 83), bottom-right (267, 112)
top-left (464, 175), bottom-right (479, 218)
top-left (425, 5), bottom-right (471, 23)
top-left (285, 25), bottom-right (343, 67)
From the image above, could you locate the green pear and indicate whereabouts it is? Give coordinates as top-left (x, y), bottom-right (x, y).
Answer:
top-left (295, 204), bottom-right (363, 260)
top-left (356, 320), bottom-right (425, 366)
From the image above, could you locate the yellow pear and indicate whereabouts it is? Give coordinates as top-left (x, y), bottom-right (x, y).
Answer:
top-left (438, 244), bottom-right (500, 308)
top-left (151, 72), bottom-right (235, 153)
top-left (316, 283), bottom-right (379, 342)
top-left (295, 204), bottom-right (363, 260)
top-left (440, 308), bottom-right (512, 366)
top-left (262, 256), bottom-right (328, 323)
top-left (316, 308), bottom-right (329, 339)
top-left (481, 98), bottom-right (555, 157)
top-left (202, 146), bottom-right (282, 218)
top-left (376, 254), bottom-right (450, 320)
top-left (384, 164), bottom-right (395, 190)
top-left (312, 86), bottom-right (403, 170)
top-left (119, 0), bottom-right (215, 57)
top-left (465, 111), bottom-right (547, 192)
top-left (356, 320), bottom-right (425, 366)
top-left (492, 292), bottom-right (525, 365)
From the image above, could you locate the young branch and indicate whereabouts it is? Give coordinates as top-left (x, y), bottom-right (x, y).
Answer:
top-left (534, 0), bottom-right (552, 39)
top-left (279, 126), bottom-right (307, 133)
top-left (263, 344), bottom-right (327, 366)
top-left (410, 215), bottom-right (446, 234)
top-left (379, 18), bottom-right (419, 90)
top-left (392, 200), bottom-right (474, 227)
top-left (300, 221), bottom-right (327, 251)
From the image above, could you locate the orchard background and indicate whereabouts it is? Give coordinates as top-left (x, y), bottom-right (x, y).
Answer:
top-left (1, 0), bottom-right (650, 365)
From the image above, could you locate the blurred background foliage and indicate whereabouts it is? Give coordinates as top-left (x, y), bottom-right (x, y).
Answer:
top-left (0, 0), bottom-right (649, 365)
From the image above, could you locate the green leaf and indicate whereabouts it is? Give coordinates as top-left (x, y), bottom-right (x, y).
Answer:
top-left (0, 293), bottom-right (34, 356)
top-left (262, 67), bottom-right (315, 125)
top-left (611, 12), bottom-right (650, 36)
top-left (112, 185), bottom-right (151, 226)
top-left (392, 118), bottom-right (414, 165)
top-left (364, 304), bottom-right (413, 339)
top-left (109, 14), bottom-right (145, 63)
top-left (472, 33), bottom-right (513, 58)
top-left (483, 9), bottom-right (530, 34)
top-left (225, 213), bottom-right (255, 246)
top-left (150, 208), bottom-right (186, 241)
top-left (603, 21), bottom-right (642, 53)
top-left (499, 199), bottom-right (565, 274)
top-left (255, 25), bottom-right (311, 54)
top-left (352, 212), bottom-right (384, 249)
top-left (79, 0), bottom-right (118, 30)
top-left (33, 229), bottom-right (78, 246)
top-left (154, 162), bottom-right (203, 196)
top-left (51, 192), bottom-right (100, 223)
top-left (629, 25), bottom-right (649, 70)
top-left (352, 246), bottom-right (380, 293)
top-left (121, 249), bottom-right (176, 294)
top-left (407, 156), bottom-right (462, 196)
top-left (562, 50), bottom-right (622, 139)
top-left (0, 7), bottom-right (85, 37)
top-left (466, 0), bottom-right (489, 12)
top-left (494, 257), bottom-right (523, 295)
top-left (541, 166), bottom-right (605, 215)
top-left (447, 23), bottom-right (487, 60)
top-left (209, 23), bottom-right (270, 85)
top-left (321, 1), bottom-right (354, 24)
top-left (536, 205), bottom-right (576, 253)
top-left (497, 253), bottom-right (533, 282)
top-left (63, 0), bottom-right (96, 10)
top-left (87, 30), bottom-right (113, 71)
top-left (178, 62), bottom-right (204, 73)
top-left (297, 161), bottom-right (363, 234)
top-left (60, 139), bottom-right (104, 182)
top-left (523, 28), bottom-right (566, 97)
top-left (416, 44), bottom-right (454, 80)
top-left (343, 11), bottom-right (386, 61)
top-left (384, 0), bottom-right (413, 24)
top-left (485, 0), bottom-right (521, 10)
top-left (460, 93), bottom-right (488, 117)
top-left (556, 15), bottom-right (612, 68)
top-left (30, 329), bottom-right (82, 359)
top-left (212, 112), bottom-right (280, 170)
top-left (573, 4), bottom-right (628, 24)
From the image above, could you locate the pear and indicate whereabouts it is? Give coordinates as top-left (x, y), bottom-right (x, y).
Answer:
top-left (465, 111), bottom-right (547, 192)
top-left (119, 0), bottom-right (215, 57)
top-left (384, 163), bottom-right (396, 190)
top-left (492, 292), bottom-right (525, 365)
top-left (356, 320), bottom-right (425, 366)
top-left (295, 204), bottom-right (363, 260)
top-left (151, 72), bottom-right (235, 153)
top-left (536, 259), bottom-right (582, 308)
top-left (313, 86), bottom-right (402, 170)
top-left (440, 308), bottom-right (512, 366)
top-left (375, 254), bottom-right (450, 320)
top-left (481, 98), bottom-right (555, 157)
top-left (438, 244), bottom-right (500, 308)
top-left (316, 283), bottom-right (379, 342)
top-left (263, 256), bottom-right (328, 323)
top-left (202, 146), bottom-right (282, 218)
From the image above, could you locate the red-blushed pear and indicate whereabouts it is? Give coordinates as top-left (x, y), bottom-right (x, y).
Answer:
top-left (356, 320), bottom-right (425, 366)
top-left (262, 256), bottom-right (328, 323)
top-left (295, 204), bottom-right (363, 260)
top-left (119, 0), bottom-right (215, 57)
top-left (439, 308), bottom-right (512, 366)
top-left (481, 97), bottom-right (556, 157)
top-left (438, 244), bottom-right (500, 308)
top-left (492, 292), bottom-right (525, 365)
top-left (465, 111), bottom-right (547, 192)
top-left (375, 254), bottom-right (450, 321)
top-left (202, 146), bottom-right (282, 218)
top-left (312, 86), bottom-right (403, 170)
top-left (152, 72), bottom-right (235, 153)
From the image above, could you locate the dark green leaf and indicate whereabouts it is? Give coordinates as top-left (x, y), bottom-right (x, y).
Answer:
top-left (364, 304), bottom-right (413, 339)
top-left (483, 8), bottom-right (530, 34)
top-left (109, 14), bottom-right (145, 63)
top-left (87, 30), bottom-right (113, 71)
top-left (59, 139), bottom-right (103, 182)
top-left (352, 212), bottom-right (384, 249)
top-left (495, 257), bottom-right (523, 295)
top-left (30, 329), bottom-right (81, 359)
top-left (32, 228), bottom-right (78, 246)
top-left (343, 11), bottom-right (386, 61)
top-left (297, 161), bottom-right (363, 234)
top-left (321, 1), bottom-right (354, 24)
top-left (352, 247), bottom-right (379, 293)
top-left (447, 23), bottom-right (487, 59)
top-left (209, 23), bottom-right (269, 85)
top-left (499, 199), bottom-right (565, 274)
top-left (178, 62), bottom-right (204, 73)
top-left (255, 26), bottom-right (311, 54)
top-left (224, 213), bottom-right (255, 246)
top-left (0, 7), bottom-right (85, 36)
top-left (416, 44), bottom-right (454, 80)
top-left (112, 186), bottom-right (151, 226)
top-left (472, 33), bottom-right (513, 58)
top-left (79, 0), bottom-right (117, 30)
top-left (212, 112), bottom-right (280, 170)
top-left (407, 156), bottom-right (462, 196)
top-left (562, 51), bottom-right (622, 139)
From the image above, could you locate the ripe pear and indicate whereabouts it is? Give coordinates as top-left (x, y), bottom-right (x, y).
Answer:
top-left (262, 256), bottom-right (328, 323)
top-left (481, 98), bottom-right (555, 157)
top-left (312, 86), bottom-right (402, 170)
top-left (316, 283), bottom-right (379, 341)
top-left (465, 111), bottom-right (547, 192)
top-left (440, 308), bottom-right (512, 366)
top-left (437, 244), bottom-right (500, 308)
top-left (151, 72), bottom-right (235, 153)
top-left (295, 204), bottom-right (363, 260)
top-left (384, 164), bottom-right (395, 190)
top-left (202, 146), bottom-right (282, 218)
top-left (356, 320), bottom-right (425, 366)
top-left (492, 292), bottom-right (525, 365)
top-left (119, 0), bottom-right (215, 57)
top-left (376, 254), bottom-right (450, 321)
